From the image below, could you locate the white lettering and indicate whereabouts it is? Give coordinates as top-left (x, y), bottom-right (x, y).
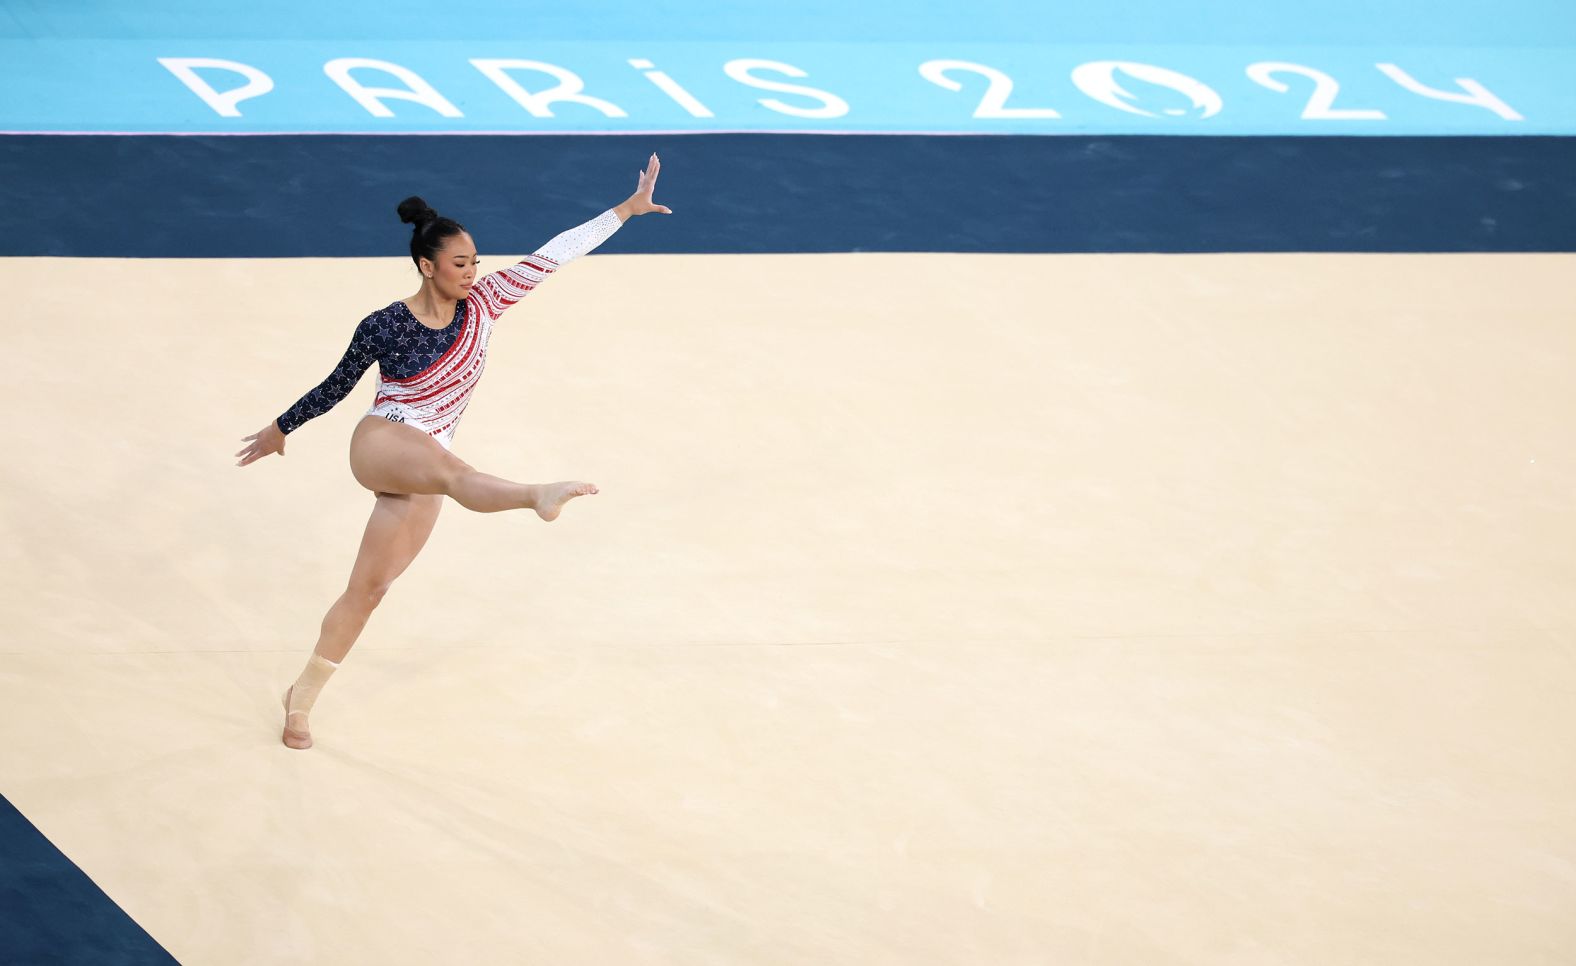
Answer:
top-left (157, 58), bottom-right (274, 117)
top-left (471, 59), bottom-right (627, 118)
top-left (1071, 61), bottom-right (1223, 119)
top-left (722, 59), bottom-right (849, 119)
top-left (1246, 62), bottom-right (1385, 120)
top-left (323, 58), bottom-right (461, 118)
top-left (1376, 63), bottom-right (1523, 120)
top-left (628, 58), bottom-right (714, 118)
top-left (918, 60), bottom-right (1059, 119)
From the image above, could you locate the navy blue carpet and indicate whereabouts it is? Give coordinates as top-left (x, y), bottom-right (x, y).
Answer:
top-left (2, 134), bottom-right (1573, 257)
top-left (0, 793), bottom-right (178, 965)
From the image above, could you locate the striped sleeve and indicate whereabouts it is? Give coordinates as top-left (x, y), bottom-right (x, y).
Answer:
top-left (468, 208), bottom-right (624, 321)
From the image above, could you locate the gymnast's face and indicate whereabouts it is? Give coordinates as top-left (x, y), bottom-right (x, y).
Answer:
top-left (422, 231), bottom-right (478, 301)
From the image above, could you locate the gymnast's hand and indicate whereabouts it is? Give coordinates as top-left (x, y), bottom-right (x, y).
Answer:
top-left (236, 422), bottom-right (286, 467)
top-left (614, 153), bottom-right (673, 220)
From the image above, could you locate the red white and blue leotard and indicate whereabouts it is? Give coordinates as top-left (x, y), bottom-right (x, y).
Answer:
top-left (276, 209), bottom-right (623, 449)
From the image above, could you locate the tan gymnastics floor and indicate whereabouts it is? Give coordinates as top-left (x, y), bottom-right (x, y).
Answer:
top-left (2, 251), bottom-right (1574, 964)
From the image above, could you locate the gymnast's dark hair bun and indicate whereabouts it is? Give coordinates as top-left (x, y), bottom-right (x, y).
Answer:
top-left (396, 195), bottom-right (468, 269)
top-left (397, 195), bottom-right (438, 227)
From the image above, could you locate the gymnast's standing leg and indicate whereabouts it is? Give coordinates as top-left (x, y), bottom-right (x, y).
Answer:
top-left (282, 492), bottom-right (443, 749)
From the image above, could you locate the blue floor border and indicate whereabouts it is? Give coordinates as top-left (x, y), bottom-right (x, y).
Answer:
top-left (3, 134), bottom-right (1574, 256)
top-left (0, 793), bottom-right (179, 965)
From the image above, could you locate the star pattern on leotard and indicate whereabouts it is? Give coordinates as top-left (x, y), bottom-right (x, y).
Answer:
top-left (273, 207), bottom-right (627, 437)
top-left (276, 300), bottom-right (465, 434)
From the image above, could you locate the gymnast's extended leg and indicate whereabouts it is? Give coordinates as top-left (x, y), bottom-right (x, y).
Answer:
top-left (349, 416), bottom-right (597, 519)
top-left (281, 490), bottom-right (443, 749)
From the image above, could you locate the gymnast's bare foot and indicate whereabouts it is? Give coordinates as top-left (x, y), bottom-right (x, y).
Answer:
top-left (530, 481), bottom-right (599, 521)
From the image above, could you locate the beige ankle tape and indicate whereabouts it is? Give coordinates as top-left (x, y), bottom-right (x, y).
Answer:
top-left (288, 654), bottom-right (341, 718)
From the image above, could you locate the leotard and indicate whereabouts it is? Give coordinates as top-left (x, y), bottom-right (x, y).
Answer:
top-left (276, 209), bottom-right (623, 449)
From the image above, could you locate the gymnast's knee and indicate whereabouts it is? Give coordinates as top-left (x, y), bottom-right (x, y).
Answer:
top-left (346, 579), bottom-right (396, 611)
top-left (432, 457), bottom-right (475, 496)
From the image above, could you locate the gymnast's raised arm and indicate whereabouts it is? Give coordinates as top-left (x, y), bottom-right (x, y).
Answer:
top-left (468, 153), bottom-right (672, 318)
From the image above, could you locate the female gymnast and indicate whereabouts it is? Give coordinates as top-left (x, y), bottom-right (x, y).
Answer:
top-left (236, 153), bottom-right (671, 750)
